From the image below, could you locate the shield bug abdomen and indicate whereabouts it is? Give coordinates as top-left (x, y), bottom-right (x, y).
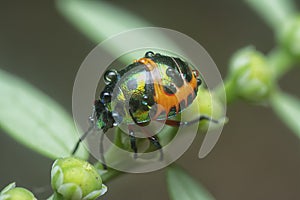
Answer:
top-left (105, 51), bottom-right (202, 127)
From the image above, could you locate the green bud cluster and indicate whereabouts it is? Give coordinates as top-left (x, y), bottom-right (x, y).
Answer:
top-left (0, 183), bottom-right (37, 200)
top-left (51, 157), bottom-right (107, 200)
top-left (279, 15), bottom-right (300, 59)
top-left (227, 47), bottom-right (274, 102)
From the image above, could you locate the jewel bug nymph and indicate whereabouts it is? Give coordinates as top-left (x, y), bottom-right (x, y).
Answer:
top-left (72, 51), bottom-right (218, 168)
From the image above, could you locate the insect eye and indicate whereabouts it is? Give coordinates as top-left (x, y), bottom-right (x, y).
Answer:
top-left (104, 69), bottom-right (118, 85)
top-left (145, 51), bottom-right (155, 58)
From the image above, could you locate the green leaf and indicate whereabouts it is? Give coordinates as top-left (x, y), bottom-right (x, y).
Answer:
top-left (0, 182), bottom-right (16, 195)
top-left (0, 69), bottom-right (88, 159)
top-left (56, 1), bottom-right (181, 63)
top-left (271, 91), bottom-right (300, 138)
top-left (166, 166), bottom-right (215, 200)
top-left (56, 0), bottom-right (150, 44)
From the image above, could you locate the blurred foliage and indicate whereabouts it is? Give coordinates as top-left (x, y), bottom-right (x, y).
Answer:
top-left (271, 91), bottom-right (300, 139)
top-left (167, 166), bottom-right (215, 200)
top-left (0, 69), bottom-right (88, 160)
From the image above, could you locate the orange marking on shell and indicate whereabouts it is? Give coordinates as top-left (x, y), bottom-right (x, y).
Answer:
top-left (138, 58), bottom-right (198, 120)
top-left (138, 58), bottom-right (156, 71)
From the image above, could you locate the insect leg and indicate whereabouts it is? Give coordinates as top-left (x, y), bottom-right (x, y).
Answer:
top-left (140, 126), bottom-right (163, 161)
top-left (71, 108), bottom-right (97, 155)
top-left (128, 125), bottom-right (138, 159)
top-left (163, 115), bottom-right (219, 127)
top-left (71, 126), bottom-right (93, 155)
top-left (147, 135), bottom-right (163, 161)
top-left (129, 109), bottom-right (163, 160)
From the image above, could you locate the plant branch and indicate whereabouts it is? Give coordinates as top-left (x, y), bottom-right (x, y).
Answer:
top-left (268, 48), bottom-right (296, 78)
top-left (244, 0), bottom-right (297, 32)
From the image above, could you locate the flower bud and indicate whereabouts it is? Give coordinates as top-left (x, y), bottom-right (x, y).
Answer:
top-left (228, 47), bottom-right (274, 102)
top-left (278, 15), bottom-right (300, 59)
top-left (51, 157), bottom-right (107, 200)
top-left (0, 182), bottom-right (37, 200)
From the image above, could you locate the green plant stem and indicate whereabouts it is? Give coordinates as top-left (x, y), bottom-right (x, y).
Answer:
top-left (47, 194), bottom-right (54, 200)
top-left (224, 78), bottom-right (237, 104)
top-left (215, 78), bottom-right (237, 105)
top-left (268, 48), bottom-right (295, 78)
top-left (270, 90), bottom-right (300, 138)
top-left (244, 0), bottom-right (297, 32)
top-left (102, 168), bottom-right (122, 182)
top-left (95, 164), bottom-right (123, 183)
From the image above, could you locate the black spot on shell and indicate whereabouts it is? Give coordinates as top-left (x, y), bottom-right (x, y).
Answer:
top-left (173, 58), bottom-right (193, 83)
top-left (166, 67), bottom-right (176, 77)
top-left (179, 100), bottom-right (186, 110)
top-left (163, 85), bottom-right (177, 95)
top-left (187, 94), bottom-right (194, 105)
top-left (166, 67), bottom-right (184, 88)
top-left (129, 98), bottom-right (140, 113)
top-left (145, 51), bottom-right (155, 58)
top-left (129, 95), bottom-right (149, 114)
top-left (144, 83), bottom-right (155, 106)
top-left (114, 102), bottom-right (126, 118)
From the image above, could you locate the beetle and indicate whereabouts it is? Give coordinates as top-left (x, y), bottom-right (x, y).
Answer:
top-left (72, 51), bottom-right (217, 168)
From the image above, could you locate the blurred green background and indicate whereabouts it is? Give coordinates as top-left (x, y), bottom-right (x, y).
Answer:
top-left (1, 0), bottom-right (300, 199)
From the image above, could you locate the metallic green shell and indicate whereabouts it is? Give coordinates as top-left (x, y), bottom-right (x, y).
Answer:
top-left (110, 62), bottom-right (179, 125)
